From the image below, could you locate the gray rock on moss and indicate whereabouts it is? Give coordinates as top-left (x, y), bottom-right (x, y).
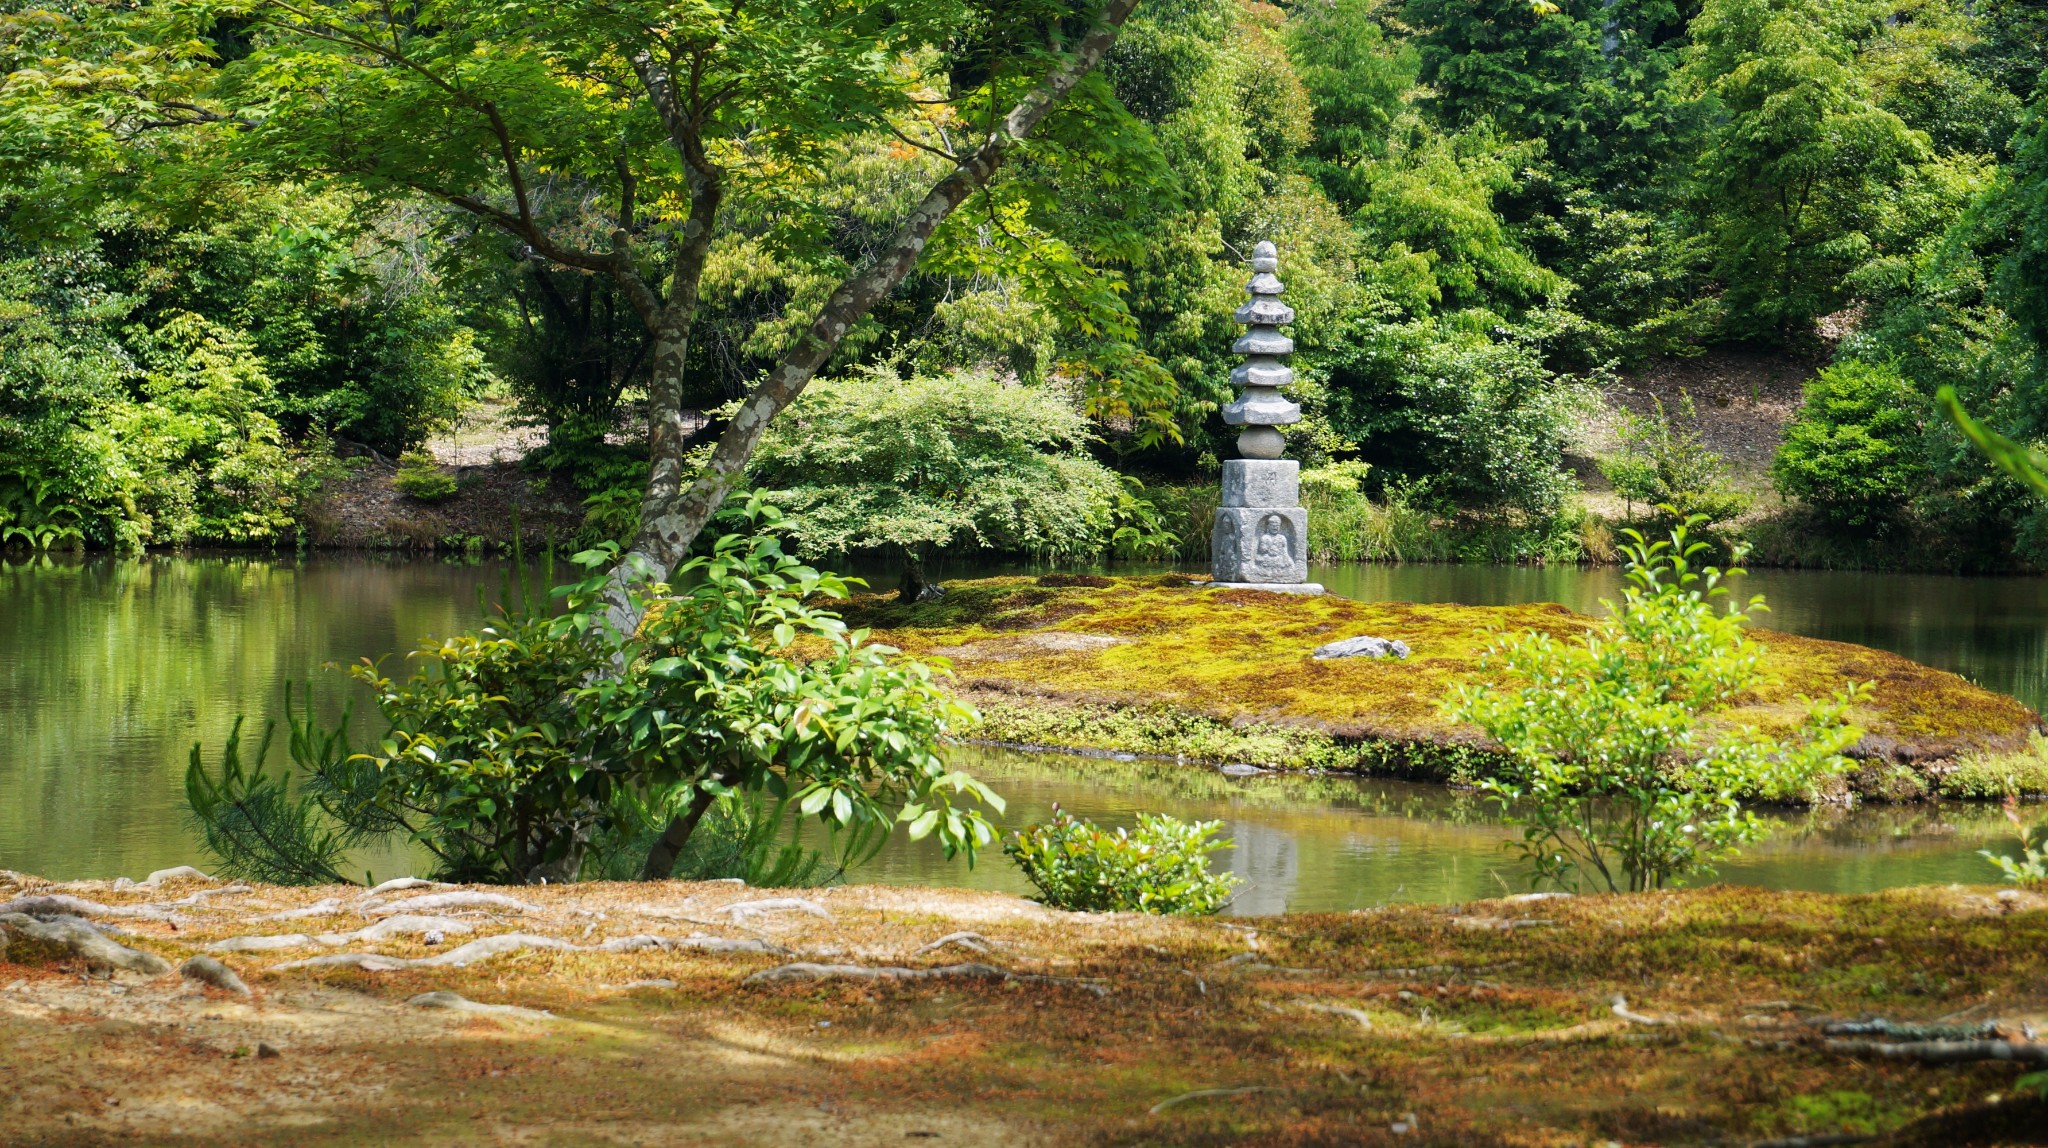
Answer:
top-left (1312, 636), bottom-right (1410, 660)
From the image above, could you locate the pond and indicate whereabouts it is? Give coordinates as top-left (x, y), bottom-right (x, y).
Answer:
top-left (3, 554), bottom-right (2043, 909)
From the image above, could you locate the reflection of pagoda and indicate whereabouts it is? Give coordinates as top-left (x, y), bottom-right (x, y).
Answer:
top-left (1209, 242), bottom-right (1321, 594)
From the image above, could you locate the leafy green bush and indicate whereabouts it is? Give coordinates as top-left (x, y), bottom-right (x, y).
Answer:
top-left (1108, 476), bottom-right (1183, 561)
top-left (187, 503), bottom-right (1001, 884)
top-left (1448, 520), bottom-right (1864, 892)
top-left (394, 452), bottom-right (459, 503)
top-left (1981, 796), bottom-right (2048, 887)
top-left (1323, 317), bottom-right (1582, 522)
top-left (749, 367), bottom-right (1122, 581)
top-left (1005, 805), bottom-right (1239, 914)
top-left (1773, 360), bottom-right (1931, 527)
top-left (1599, 394), bottom-right (1751, 530)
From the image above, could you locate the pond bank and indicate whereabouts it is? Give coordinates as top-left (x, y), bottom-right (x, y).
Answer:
top-left (2, 869), bottom-right (2042, 1146)
top-left (842, 576), bottom-right (2048, 801)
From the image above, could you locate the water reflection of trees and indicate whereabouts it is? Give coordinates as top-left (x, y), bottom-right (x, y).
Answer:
top-left (0, 555), bottom-right (514, 879)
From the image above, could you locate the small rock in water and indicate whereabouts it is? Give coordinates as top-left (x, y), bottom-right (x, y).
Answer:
top-left (1219, 763), bottom-right (1265, 777)
top-left (1312, 635), bottom-right (1409, 660)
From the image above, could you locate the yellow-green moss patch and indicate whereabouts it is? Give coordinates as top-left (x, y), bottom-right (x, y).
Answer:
top-left (843, 576), bottom-right (2044, 787)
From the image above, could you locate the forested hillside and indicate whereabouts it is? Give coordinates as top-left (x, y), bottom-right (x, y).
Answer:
top-left (3, 0), bottom-right (2046, 570)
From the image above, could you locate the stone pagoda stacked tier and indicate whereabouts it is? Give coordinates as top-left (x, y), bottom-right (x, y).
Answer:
top-left (1210, 241), bottom-right (1322, 594)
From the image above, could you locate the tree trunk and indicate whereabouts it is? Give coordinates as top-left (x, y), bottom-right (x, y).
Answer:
top-left (627, 1), bottom-right (1146, 875)
top-left (900, 553), bottom-right (945, 603)
top-left (638, 785), bottom-right (723, 882)
top-left (624, 0), bottom-right (1147, 582)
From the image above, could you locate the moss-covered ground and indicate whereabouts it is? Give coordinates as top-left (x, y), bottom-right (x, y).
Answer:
top-left (837, 576), bottom-right (2047, 794)
top-left (2, 871), bottom-right (2044, 1145)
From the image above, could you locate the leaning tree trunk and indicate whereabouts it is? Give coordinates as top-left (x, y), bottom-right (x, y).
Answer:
top-left (631, 0), bottom-right (1147, 879)
top-left (625, 0), bottom-right (1147, 586)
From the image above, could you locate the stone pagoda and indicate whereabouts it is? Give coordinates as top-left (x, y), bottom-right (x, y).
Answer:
top-left (1210, 241), bottom-right (1322, 594)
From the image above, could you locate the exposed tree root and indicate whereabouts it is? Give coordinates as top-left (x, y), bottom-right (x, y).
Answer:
top-left (594, 934), bottom-right (784, 955)
top-left (1295, 1001), bottom-right (1373, 1029)
top-left (365, 891), bottom-right (538, 916)
top-left (1726, 1135), bottom-right (1873, 1147)
top-left (406, 990), bottom-right (555, 1021)
top-left (251, 898), bottom-right (345, 921)
top-left (1822, 1019), bottom-right (2014, 1042)
top-left (1449, 916), bottom-right (1555, 930)
top-left (319, 915), bottom-right (475, 945)
top-left (1360, 962), bottom-right (1523, 979)
top-left (719, 898), bottom-right (831, 924)
top-left (136, 866), bottom-right (215, 887)
top-left (1147, 1086), bottom-right (1272, 1114)
top-left (359, 878), bottom-right (452, 897)
top-left (1213, 952), bottom-right (1324, 975)
top-left (1823, 1037), bottom-right (2048, 1064)
top-left (744, 961), bottom-right (1011, 986)
top-left (275, 932), bottom-right (575, 972)
top-left (0, 913), bottom-right (172, 976)
top-left (206, 915), bottom-right (480, 953)
top-left (270, 930), bottom-right (784, 973)
top-left (912, 932), bottom-right (998, 957)
top-left (742, 960), bottom-right (1108, 995)
top-left (206, 934), bottom-right (320, 954)
top-left (149, 885), bottom-right (253, 908)
top-left (1612, 994), bottom-right (1674, 1026)
top-left (0, 895), bottom-right (184, 923)
top-left (180, 955), bottom-right (250, 996)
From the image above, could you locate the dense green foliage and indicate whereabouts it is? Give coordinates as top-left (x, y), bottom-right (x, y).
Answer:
top-left (186, 513), bottom-right (999, 883)
top-left (747, 368), bottom-right (1122, 572)
top-left (1774, 360), bottom-right (1931, 526)
top-left (1005, 803), bottom-right (1239, 914)
top-left (1449, 523), bottom-right (1862, 891)
top-left (1, 0), bottom-right (2045, 567)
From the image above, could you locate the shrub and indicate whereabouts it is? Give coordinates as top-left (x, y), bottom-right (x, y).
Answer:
top-left (1005, 804), bottom-right (1239, 914)
top-left (1981, 795), bottom-right (2048, 887)
top-left (187, 502), bottom-right (1001, 884)
top-left (1448, 519), bottom-right (1864, 892)
top-left (394, 452), bottom-right (459, 503)
top-left (1323, 316), bottom-right (1583, 521)
top-left (1773, 360), bottom-right (1931, 527)
top-left (1599, 394), bottom-right (1751, 530)
top-left (749, 367), bottom-right (1122, 587)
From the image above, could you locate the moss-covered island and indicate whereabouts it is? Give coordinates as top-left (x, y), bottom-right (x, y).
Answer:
top-left (839, 576), bottom-right (2048, 798)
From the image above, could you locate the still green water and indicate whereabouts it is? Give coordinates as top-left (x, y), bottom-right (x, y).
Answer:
top-left (1, 554), bottom-right (2041, 911)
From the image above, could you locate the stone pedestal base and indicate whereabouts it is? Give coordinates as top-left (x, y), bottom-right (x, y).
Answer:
top-left (1206, 581), bottom-right (1325, 596)
top-left (1211, 505), bottom-right (1309, 584)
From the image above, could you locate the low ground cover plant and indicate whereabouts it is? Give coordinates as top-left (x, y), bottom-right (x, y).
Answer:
top-left (1982, 795), bottom-right (2048, 887)
top-left (1449, 517), bottom-right (1866, 892)
top-left (393, 452), bottom-right (460, 503)
top-left (1005, 804), bottom-right (1239, 914)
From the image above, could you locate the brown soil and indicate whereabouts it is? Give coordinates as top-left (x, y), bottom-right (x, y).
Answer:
top-left (1574, 348), bottom-right (1821, 513)
top-left (3, 870), bottom-right (2044, 1146)
top-left (304, 459), bottom-right (585, 551)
